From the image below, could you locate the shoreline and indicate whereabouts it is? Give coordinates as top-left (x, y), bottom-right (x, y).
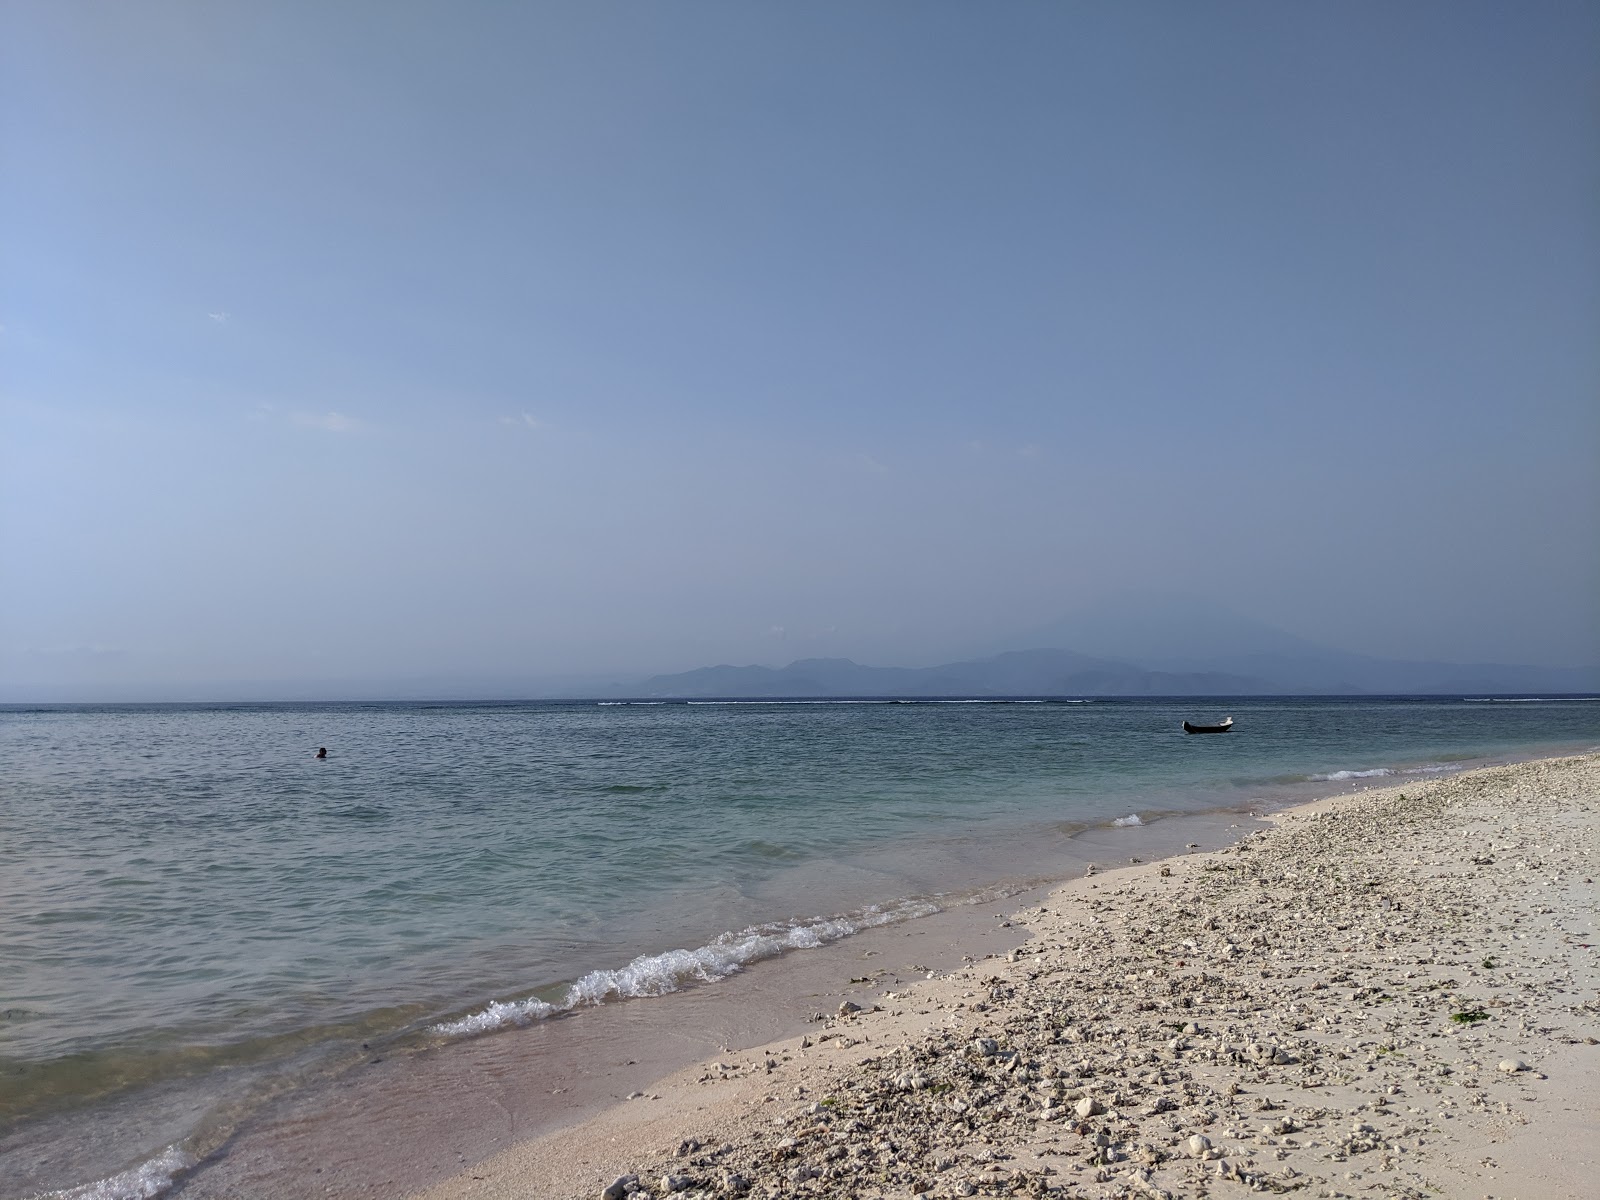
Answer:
top-left (14, 748), bottom-right (1595, 1199)
top-left (400, 753), bottom-right (1599, 1200)
top-left (134, 808), bottom-right (1275, 1200)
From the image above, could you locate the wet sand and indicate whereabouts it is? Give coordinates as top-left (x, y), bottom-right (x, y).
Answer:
top-left (162, 809), bottom-right (1271, 1199)
top-left (404, 754), bottom-right (1599, 1200)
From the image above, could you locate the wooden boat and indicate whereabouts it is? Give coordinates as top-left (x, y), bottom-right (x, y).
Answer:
top-left (1182, 717), bottom-right (1234, 734)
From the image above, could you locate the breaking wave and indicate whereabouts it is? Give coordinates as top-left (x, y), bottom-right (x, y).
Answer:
top-left (433, 898), bottom-right (941, 1039)
top-left (1112, 813), bottom-right (1144, 827)
top-left (46, 1146), bottom-right (193, 1200)
top-left (1463, 697), bottom-right (1599, 703)
top-left (1307, 760), bottom-right (1470, 783)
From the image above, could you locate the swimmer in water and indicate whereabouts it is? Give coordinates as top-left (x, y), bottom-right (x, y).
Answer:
top-left (315, 747), bottom-right (328, 759)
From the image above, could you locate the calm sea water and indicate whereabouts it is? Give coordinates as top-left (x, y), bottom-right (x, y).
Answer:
top-left (2, 695), bottom-right (1597, 1196)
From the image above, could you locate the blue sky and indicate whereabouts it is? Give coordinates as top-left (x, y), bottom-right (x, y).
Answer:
top-left (3, 2), bottom-right (1597, 696)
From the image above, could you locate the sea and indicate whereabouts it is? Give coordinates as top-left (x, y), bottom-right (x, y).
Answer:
top-left (2, 694), bottom-right (1597, 1198)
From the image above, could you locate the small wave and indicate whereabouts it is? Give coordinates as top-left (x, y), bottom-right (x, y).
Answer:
top-left (433, 899), bottom-right (939, 1039)
top-left (1111, 814), bottom-right (1144, 827)
top-left (912, 699), bottom-right (1046, 705)
top-left (47, 1146), bottom-right (193, 1200)
top-left (680, 698), bottom-right (1063, 706)
top-left (1402, 763), bottom-right (1465, 775)
top-left (330, 804), bottom-right (389, 820)
top-left (432, 996), bottom-right (559, 1037)
top-left (1463, 697), bottom-right (1599, 703)
top-left (1308, 768), bottom-right (1396, 782)
top-left (737, 838), bottom-right (804, 861)
top-left (685, 700), bottom-right (889, 706)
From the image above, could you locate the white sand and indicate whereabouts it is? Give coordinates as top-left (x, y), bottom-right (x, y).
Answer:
top-left (409, 755), bottom-right (1599, 1200)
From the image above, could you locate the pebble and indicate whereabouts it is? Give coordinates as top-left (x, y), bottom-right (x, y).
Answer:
top-left (591, 758), bottom-right (1597, 1200)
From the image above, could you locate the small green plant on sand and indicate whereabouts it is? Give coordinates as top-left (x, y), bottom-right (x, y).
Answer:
top-left (1450, 1009), bottom-right (1490, 1024)
top-left (1481, 957), bottom-right (1496, 969)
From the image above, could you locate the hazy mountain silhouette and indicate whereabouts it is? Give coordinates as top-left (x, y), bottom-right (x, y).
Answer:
top-left (639, 594), bottom-right (1599, 698)
top-left (1006, 592), bottom-right (1329, 663)
top-left (1001, 592), bottom-right (1600, 694)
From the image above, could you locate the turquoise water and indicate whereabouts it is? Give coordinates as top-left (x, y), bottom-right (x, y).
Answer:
top-left (1, 695), bottom-right (1596, 1196)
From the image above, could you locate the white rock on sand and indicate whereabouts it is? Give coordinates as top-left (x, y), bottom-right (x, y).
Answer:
top-left (409, 754), bottom-right (1600, 1200)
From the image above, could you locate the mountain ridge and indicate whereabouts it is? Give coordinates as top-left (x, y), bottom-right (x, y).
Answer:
top-left (637, 645), bottom-right (1599, 699)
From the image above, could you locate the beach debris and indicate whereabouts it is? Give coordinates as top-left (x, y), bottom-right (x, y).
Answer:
top-left (600, 1174), bottom-right (637, 1200)
top-left (592, 756), bottom-right (1598, 1200)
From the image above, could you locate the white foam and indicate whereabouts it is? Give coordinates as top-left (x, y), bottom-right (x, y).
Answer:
top-left (432, 900), bottom-right (938, 1039)
top-left (431, 995), bottom-right (558, 1037)
top-left (1464, 697), bottom-right (1598, 702)
top-left (1402, 763), bottom-right (1465, 775)
top-left (678, 699), bottom-right (1062, 706)
top-left (47, 1146), bottom-right (193, 1200)
top-left (1309, 768), bottom-right (1396, 781)
top-left (1112, 813), bottom-right (1144, 827)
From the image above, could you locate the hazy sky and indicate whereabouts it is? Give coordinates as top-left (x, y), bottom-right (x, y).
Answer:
top-left (3, 2), bottom-right (1597, 697)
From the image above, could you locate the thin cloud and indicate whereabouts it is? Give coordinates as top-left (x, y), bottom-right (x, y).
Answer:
top-left (208, 311), bottom-right (229, 324)
top-left (498, 412), bottom-right (545, 430)
top-left (836, 451), bottom-right (890, 475)
top-left (292, 410), bottom-right (362, 433)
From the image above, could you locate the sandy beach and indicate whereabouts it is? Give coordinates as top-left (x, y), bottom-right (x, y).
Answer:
top-left (406, 754), bottom-right (1598, 1200)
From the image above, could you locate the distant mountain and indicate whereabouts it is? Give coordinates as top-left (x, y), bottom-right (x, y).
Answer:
top-left (1140, 651), bottom-right (1600, 696)
top-left (635, 594), bottom-right (1600, 698)
top-left (1008, 592), bottom-right (1332, 665)
top-left (637, 649), bottom-right (1270, 698)
top-left (635, 646), bottom-right (1598, 699)
top-left (998, 593), bottom-right (1600, 695)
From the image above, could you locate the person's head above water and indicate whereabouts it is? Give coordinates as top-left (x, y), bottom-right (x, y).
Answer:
top-left (315, 747), bottom-right (328, 759)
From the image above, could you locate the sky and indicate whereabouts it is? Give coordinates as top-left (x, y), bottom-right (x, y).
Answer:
top-left (2, 2), bottom-right (1597, 698)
